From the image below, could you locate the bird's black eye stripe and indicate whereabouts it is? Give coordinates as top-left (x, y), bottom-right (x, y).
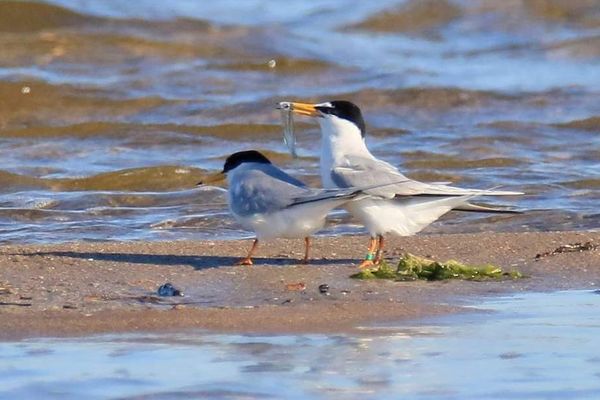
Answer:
top-left (315, 105), bottom-right (334, 114)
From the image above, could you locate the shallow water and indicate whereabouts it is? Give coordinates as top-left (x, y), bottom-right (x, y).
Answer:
top-left (0, 0), bottom-right (598, 243)
top-left (2, 290), bottom-right (600, 399)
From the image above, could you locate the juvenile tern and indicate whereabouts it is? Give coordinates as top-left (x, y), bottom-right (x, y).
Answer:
top-left (282, 100), bottom-right (522, 268)
top-left (199, 150), bottom-right (374, 265)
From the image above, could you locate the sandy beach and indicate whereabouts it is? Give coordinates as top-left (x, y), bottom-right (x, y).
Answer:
top-left (1, 230), bottom-right (598, 340)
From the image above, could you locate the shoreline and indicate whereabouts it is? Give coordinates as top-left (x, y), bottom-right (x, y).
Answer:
top-left (1, 231), bottom-right (599, 340)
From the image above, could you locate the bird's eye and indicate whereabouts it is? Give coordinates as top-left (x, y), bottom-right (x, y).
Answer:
top-left (316, 106), bottom-right (332, 114)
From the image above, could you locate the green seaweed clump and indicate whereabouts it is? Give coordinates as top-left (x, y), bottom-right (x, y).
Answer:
top-left (351, 253), bottom-right (523, 281)
top-left (351, 262), bottom-right (397, 280)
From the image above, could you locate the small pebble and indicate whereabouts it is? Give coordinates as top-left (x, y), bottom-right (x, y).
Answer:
top-left (318, 284), bottom-right (329, 294)
top-left (0, 287), bottom-right (13, 295)
top-left (157, 283), bottom-right (183, 297)
top-left (285, 282), bottom-right (306, 291)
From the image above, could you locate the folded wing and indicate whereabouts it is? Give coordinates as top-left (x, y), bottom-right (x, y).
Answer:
top-left (331, 155), bottom-right (522, 198)
top-left (231, 165), bottom-right (358, 216)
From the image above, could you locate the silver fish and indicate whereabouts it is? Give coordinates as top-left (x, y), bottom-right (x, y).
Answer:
top-left (278, 101), bottom-right (297, 158)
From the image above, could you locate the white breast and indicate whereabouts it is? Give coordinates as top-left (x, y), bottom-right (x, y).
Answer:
top-left (318, 116), bottom-right (371, 189)
top-left (235, 202), bottom-right (335, 240)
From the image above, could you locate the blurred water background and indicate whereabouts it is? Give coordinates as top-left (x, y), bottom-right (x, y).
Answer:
top-left (0, 0), bottom-right (598, 243)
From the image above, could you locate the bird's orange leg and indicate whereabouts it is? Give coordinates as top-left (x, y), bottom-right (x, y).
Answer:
top-left (235, 239), bottom-right (258, 266)
top-left (302, 237), bottom-right (311, 264)
top-left (358, 237), bottom-right (378, 269)
top-left (374, 235), bottom-right (385, 265)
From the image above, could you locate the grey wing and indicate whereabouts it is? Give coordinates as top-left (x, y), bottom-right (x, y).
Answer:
top-left (231, 165), bottom-right (359, 216)
top-left (331, 155), bottom-right (522, 198)
top-left (331, 156), bottom-right (429, 198)
top-left (253, 163), bottom-right (361, 206)
top-left (230, 168), bottom-right (311, 216)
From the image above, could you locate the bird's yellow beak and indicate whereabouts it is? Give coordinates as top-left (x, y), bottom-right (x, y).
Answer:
top-left (289, 102), bottom-right (320, 117)
top-left (197, 171), bottom-right (225, 186)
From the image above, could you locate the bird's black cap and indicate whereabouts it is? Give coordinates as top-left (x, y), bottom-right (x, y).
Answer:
top-left (223, 150), bottom-right (271, 173)
top-left (315, 100), bottom-right (366, 137)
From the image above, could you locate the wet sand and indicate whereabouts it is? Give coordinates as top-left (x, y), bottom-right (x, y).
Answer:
top-left (1, 231), bottom-right (598, 340)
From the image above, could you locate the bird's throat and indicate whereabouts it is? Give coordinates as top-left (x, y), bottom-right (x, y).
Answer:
top-left (318, 119), bottom-right (370, 188)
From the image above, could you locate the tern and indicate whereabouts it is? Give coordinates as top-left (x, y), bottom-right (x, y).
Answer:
top-left (284, 100), bottom-right (522, 268)
top-left (200, 150), bottom-right (382, 265)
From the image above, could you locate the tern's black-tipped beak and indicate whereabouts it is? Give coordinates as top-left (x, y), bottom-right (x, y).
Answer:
top-left (279, 101), bottom-right (320, 117)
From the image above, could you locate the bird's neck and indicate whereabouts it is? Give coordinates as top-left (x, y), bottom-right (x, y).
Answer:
top-left (318, 119), bottom-right (371, 188)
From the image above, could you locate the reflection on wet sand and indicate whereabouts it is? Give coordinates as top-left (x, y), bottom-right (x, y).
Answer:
top-left (1, 291), bottom-right (599, 399)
